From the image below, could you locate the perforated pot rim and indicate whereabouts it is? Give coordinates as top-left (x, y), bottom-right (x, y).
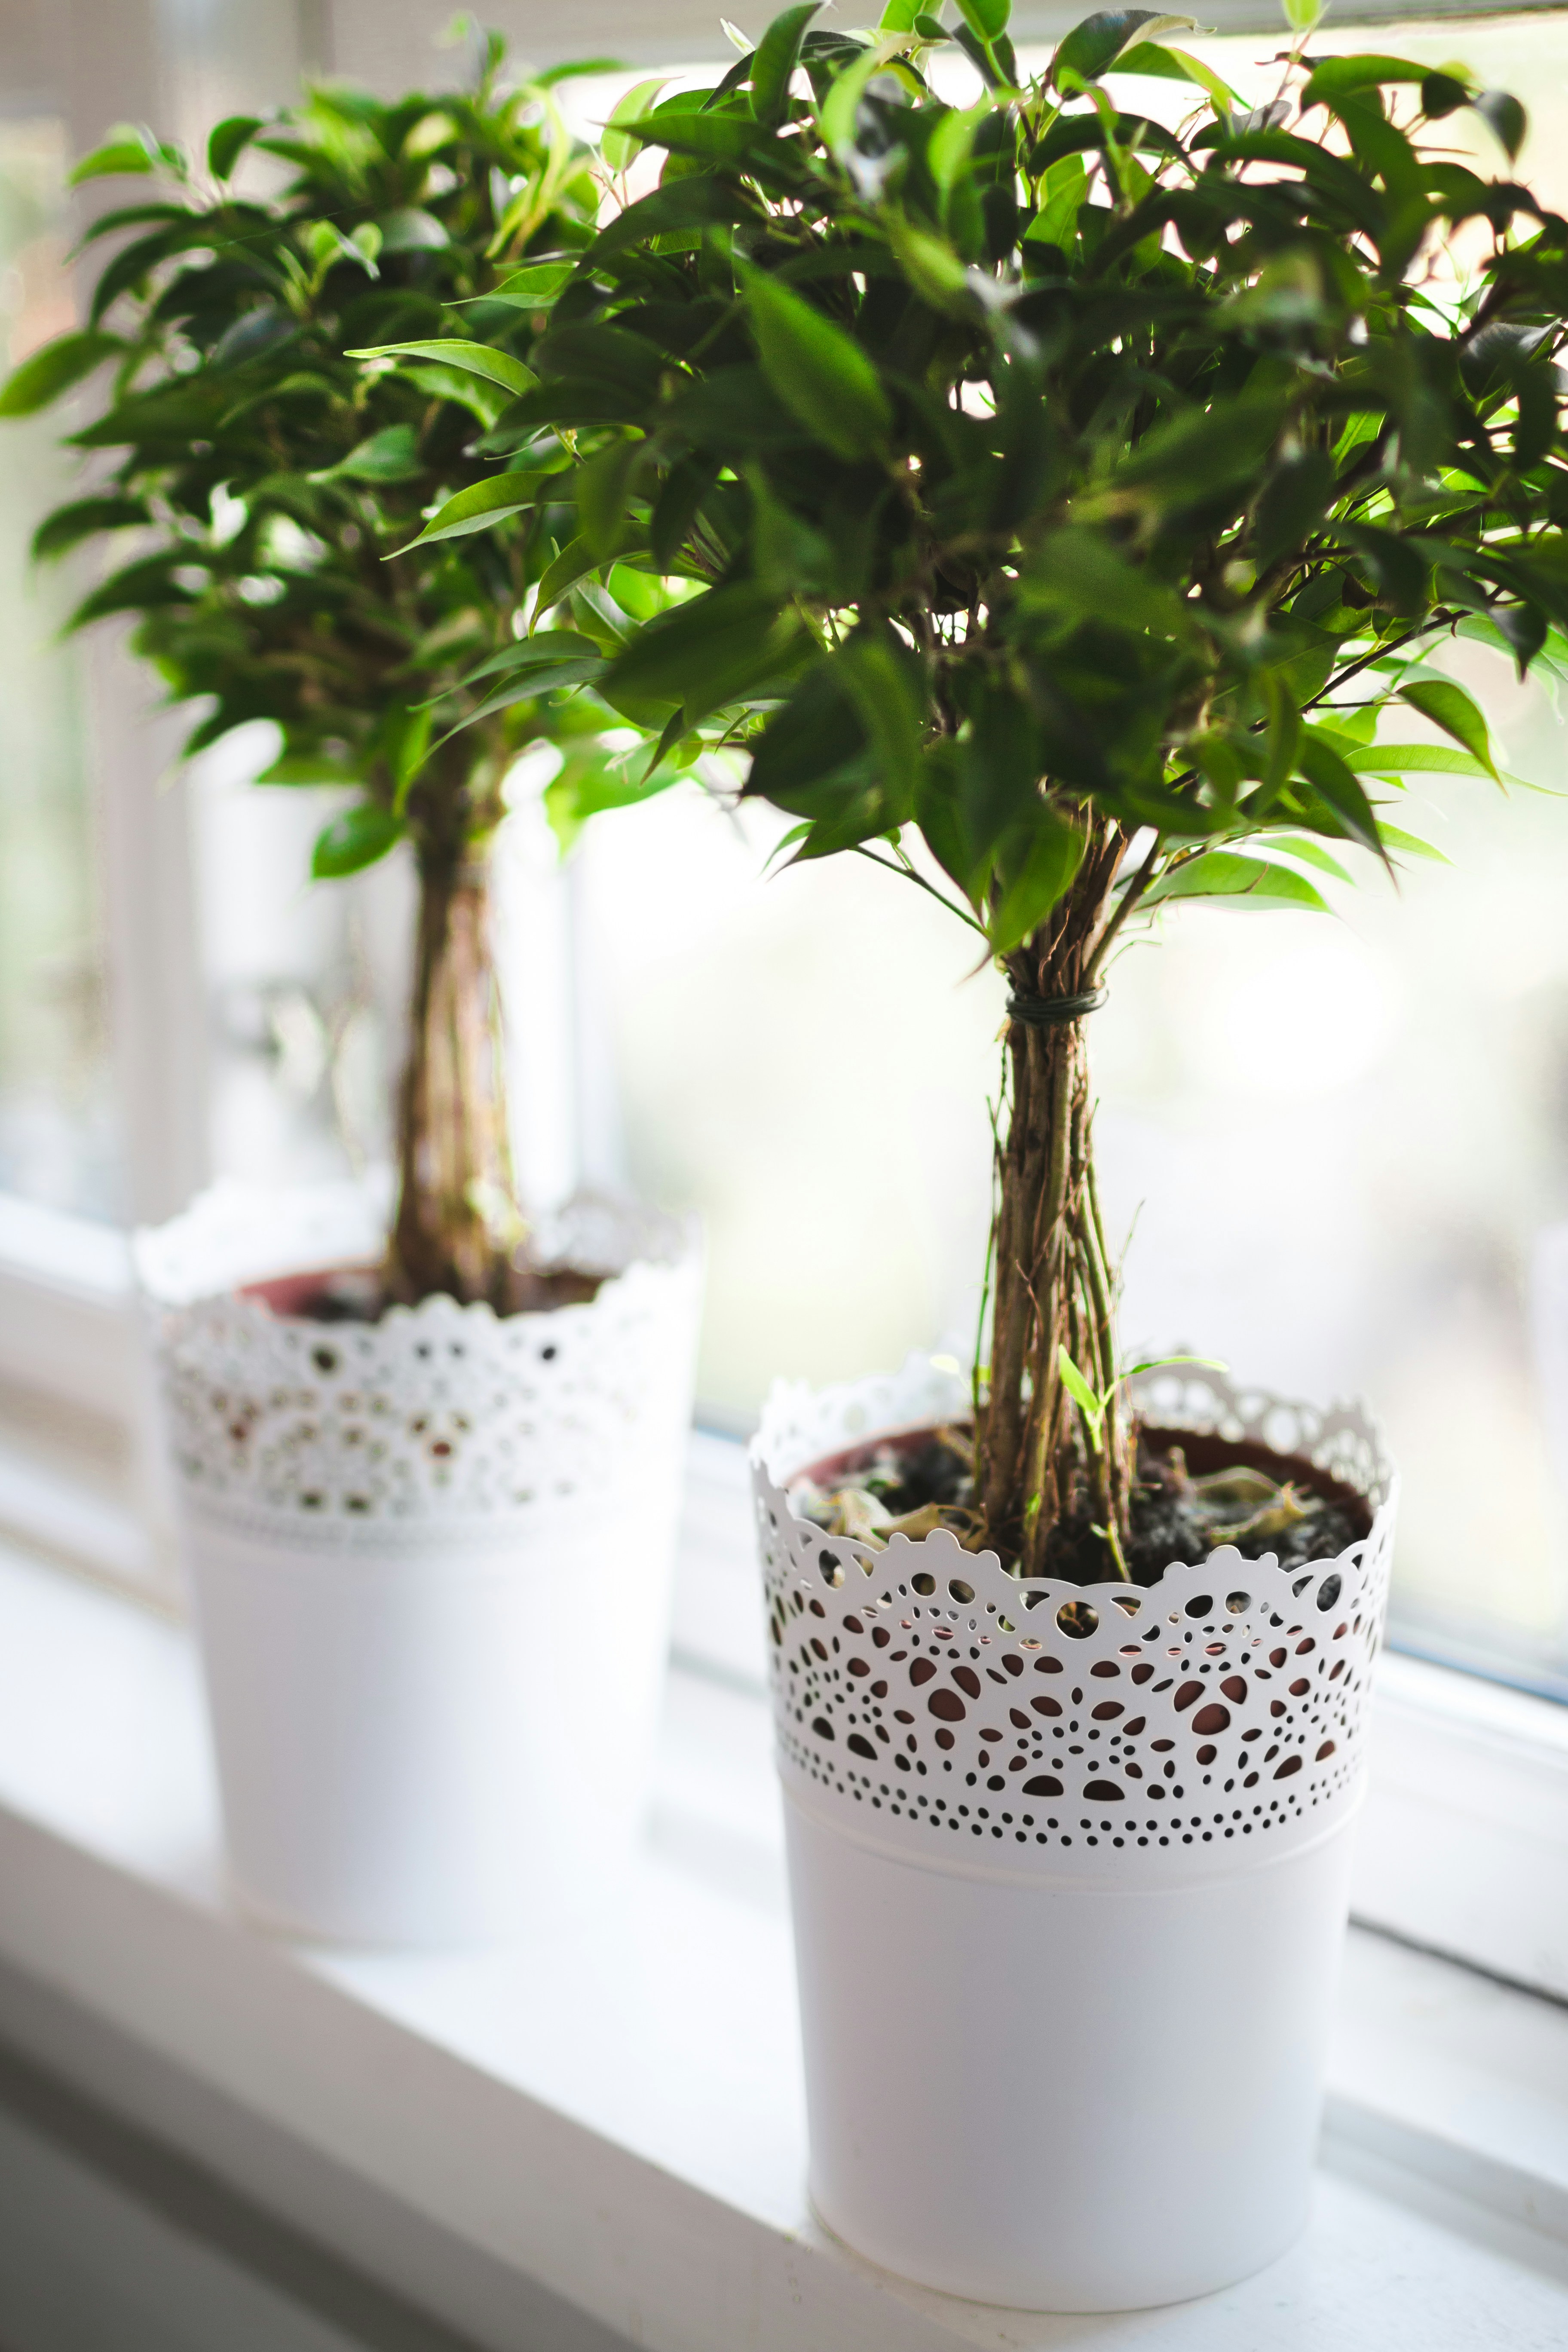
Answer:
top-left (752, 1356), bottom-right (1396, 1889)
top-left (139, 1179), bottom-right (703, 1548)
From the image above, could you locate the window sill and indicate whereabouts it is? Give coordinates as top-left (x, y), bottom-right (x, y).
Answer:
top-left (0, 1536), bottom-right (1566, 2348)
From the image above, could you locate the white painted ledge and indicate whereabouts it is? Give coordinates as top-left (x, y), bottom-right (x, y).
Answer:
top-left (0, 1537), bottom-right (1567, 2350)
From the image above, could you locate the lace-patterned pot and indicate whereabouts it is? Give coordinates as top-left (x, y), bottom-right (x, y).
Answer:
top-left (137, 1180), bottom-right (701, 1946)
top-left (753, 1357), bottom-right (1396, 2312)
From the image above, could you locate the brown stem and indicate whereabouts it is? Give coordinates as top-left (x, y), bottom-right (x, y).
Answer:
top-left (386, 839), bottom-right (523, 1311)
top-left (977, 817), bottom-right (1133, 1579)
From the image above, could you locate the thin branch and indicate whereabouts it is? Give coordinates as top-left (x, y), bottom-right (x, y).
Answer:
top-left (1084, 830), bottom-right (1164, 987)
top-left (851, 843), bottom-right (989, 934)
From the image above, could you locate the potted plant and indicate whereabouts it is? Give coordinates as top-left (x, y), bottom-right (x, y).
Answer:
top-left (385, 0), bottom-right (1568, 2303)
top-left (4, 45), bottom-right (703, 1945)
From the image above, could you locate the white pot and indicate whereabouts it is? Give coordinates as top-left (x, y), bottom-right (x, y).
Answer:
top-left (137, 1180), bottom-right (702, 1946)
top-left (753, 1357), bottom-right (1396, 2311)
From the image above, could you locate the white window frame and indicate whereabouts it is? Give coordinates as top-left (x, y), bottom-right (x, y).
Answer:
top-left (1, 0), bottom-right (1567, 2011)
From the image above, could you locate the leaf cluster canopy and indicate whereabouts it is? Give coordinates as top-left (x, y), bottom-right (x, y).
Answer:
top-left (6, 50), bottom-right (681, 877)
top-left (386, 1), bottom-right (1568, 943)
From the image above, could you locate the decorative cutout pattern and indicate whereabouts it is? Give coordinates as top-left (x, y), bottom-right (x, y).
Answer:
top-left (753, 1358), bottom-right (1396, 1880)
top-left (138, 1181), bottom-right (701, 1547)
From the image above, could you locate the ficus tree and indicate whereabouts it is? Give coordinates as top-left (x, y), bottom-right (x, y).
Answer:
top-left (385, 0), bottom-right (1568, 1575)
top-left (1, 40), bottom-right (669, 1311)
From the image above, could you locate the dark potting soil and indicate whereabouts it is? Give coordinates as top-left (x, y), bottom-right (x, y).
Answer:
top-left (241, 1261), bottom-right (605, 1324)
top-left (796, 1423), bottom-right (1368, 1587)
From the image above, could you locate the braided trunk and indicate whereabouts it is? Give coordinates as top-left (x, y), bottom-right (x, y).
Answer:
top-left (387, 840), bottom-right (522, 1311)
top-left (976, 821), bottom-right (1133, 1578)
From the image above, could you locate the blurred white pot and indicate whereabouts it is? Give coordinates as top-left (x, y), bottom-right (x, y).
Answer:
top-left (137, 1180), bottom-right (701, 1946)
top-left (752, 1357), bottom-right (1396, 2311)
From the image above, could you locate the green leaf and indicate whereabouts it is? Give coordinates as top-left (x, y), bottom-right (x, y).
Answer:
top-left (534, 534), bottom-right (600, 616)
top-left (68, 381), bottom-right (215, 450)
top-left (957, 0), bottom-right (1011, 44)
top-left (1259, 833), bottom-right (1353, 884)
top-left (1344, 742), bottom-right (1503, 781)
top-left (601, 76), bottom-right (669, 173)
top-left (987, 807), bottom-right (1086, 953)
top-left (544, 747), bottom-right (679, 854)
top-left (311, 803), bottom-right (403, 879)
top-left (0, 329), bottom-right (122, 418)
top-left (1260, 670), bottom-right (1301, 804)
top-left (440, 631), bottom-right (602, 700)
top-left (1058, 1345), bottom-right (1105, 1441)
top-left (313, 424), bottom-right (425, 485)
top-left (1379, 823), bottom-right (1449, 864)
top-left (377, 206), bottom-right (447, 252)
top-left (1027, 152), bottom-right (1088, 259)
top-left (483, 260), bottom-right (578, 306)
top-left (382, 702), bottom-right (432, 800)
top-left (1114, 395), bottom-right (1283, 505)
top-left (69, 133), bottom-right (156, 186)
top-left (1471, 89), bottom-right (1526, 162)
top-left (1299, 54), bottom-right (1430, 108)
top-left (1396, 677), bottom-right (1498, 778)
top-left (389, 470), bottom-right (542, 552)
top-left (346, 339), bottom-right (536, 398)
top-left (208, 305), bottom-right (298, 371)
top-left (70, 199), bottom-right (189, 255)
top-left (1253, 447), bottom-right (1335, 572)
top-left (1116, 41), bottom-right (1234, 116)
top-left (255, 750), bottom-right (365, 787)
top-left (439, 654), bottom-right (607, 739)
top-left (1142, 852), bottom-right (1330, 913)
top-left (1017, 526), bottom-right (1191, 640)
top-left (576, 436), bottom-right (643, 564)
top-left (534, 58), bottom-right (626, 87)
top-left (950, 686), bottom-right (1038, 880)
top-left (1489, 603), bottom-right (1550, 678)
top-left (741, 267), bottom-right (892, 462)
top-left (31, 494), bottom-right (149, 562)
top-left (1421, 70), bottom-right (1471, 120)
top-left (883, 210), bottom-right (975, 312)
top-left (837, 625), bottom-right (926, 805)
top-left (753, 3), bottom-right (824, 127)
top-left (618, 102), bottom-right (769, 169)
top-left (1296, 728), bottom-right (1386, 856)
top-left (1053, 9), bottom-right (1197, 90)
top-left (66, 552), bottom-right (201, 630)
top-left (207, 115), bottom-right (262, 178)
top-left (589, 176), bottom-right (759, 259)
top-left (819, 43), bottom-right (889, 163)
top-left (1327, 521), bottom-right (1430, 617)
top-left (533, 322), bottom-right (664, 399)
top-left (398, 365), bottom-right (509, 428)
top-left (600, 579), bottom-right (802, 725)
top-left (928, 100), bottom-right (989, 204)
top-left (747, 662), bottom-right (867, 803)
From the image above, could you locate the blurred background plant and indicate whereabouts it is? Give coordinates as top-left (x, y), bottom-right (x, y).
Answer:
top-left (0, 32), bottom-right (676, 1309)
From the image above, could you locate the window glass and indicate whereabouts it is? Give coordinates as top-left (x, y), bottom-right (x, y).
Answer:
top-left (0, 120), bottom-right (116, 1219)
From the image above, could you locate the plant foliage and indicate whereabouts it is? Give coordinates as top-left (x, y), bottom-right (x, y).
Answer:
top-left (6, 46), bottom-right (669, 887)
top-left (395, 0), bottom-right (1568, 937)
